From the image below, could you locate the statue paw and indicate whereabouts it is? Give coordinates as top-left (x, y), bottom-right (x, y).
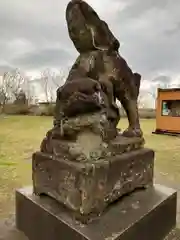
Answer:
top-left (122, 127), bottom-right (143, 138)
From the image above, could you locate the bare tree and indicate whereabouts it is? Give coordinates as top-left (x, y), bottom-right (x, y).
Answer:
top-left (137, 92), bottom-right (145, 108)
top-left (52, 69), bottom-right (66, 88)
top-left (4, 69), bottom-right (24, 99)
top-left (137, 78), bottom-right (146, 108)
top-left (0, 72), bottom-right (9, 112)
top-left (41, 69), bottom-right (53, 103)
top-left (22, 76), bottom-right (35, 105)
top-left (41, 68), bottom-right (66, 103)
top-left (0, 69), bottom-right (25, 113)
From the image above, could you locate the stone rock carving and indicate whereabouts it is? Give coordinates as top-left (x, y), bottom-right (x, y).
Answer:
top-left (63, 0), bottom-right (142, 138)
top-left (32, 0), bottom-right (154, 222)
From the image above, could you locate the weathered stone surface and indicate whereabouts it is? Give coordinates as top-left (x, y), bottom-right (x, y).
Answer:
top-left (54, 75), bottom-right (120, 138)
top-left (41, 115), bottom-right (145, 163)
top-left (33, 147), bottom-right (154, 220)
top-left (55, 78), bottom-right (107, 118)
top-left (16, 184), bottom-right (177, 240)
top-left (61, 0), bottom-right (142, 137)
top-left (66, 0), bottom-right (120, 53)
top-left (41, 112), bottom-right (119, 160)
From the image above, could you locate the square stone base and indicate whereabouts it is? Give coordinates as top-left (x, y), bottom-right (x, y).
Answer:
top-left (33, 148), bottom-right (154, 218)
top-left (16, 184), bottom-right (177, 240)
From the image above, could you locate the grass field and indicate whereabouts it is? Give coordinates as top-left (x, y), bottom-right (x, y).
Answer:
top-left (0, 115), bottom-right (180, 219)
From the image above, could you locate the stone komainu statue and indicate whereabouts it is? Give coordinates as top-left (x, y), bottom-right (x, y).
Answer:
top-left (55, 0), bottom-right (142, 138)
top-left (17, 2), bottom-right (176, 237)
top-left (32, 0), bottom-right (154, 222)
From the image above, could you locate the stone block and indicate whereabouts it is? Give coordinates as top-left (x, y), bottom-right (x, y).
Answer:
top-left (32, 148), bottom-right (154, 219)
top-left (16, 184), bottom-right (177, 240)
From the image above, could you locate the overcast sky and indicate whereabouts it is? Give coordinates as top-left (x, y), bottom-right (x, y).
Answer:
top-left (0, 0), bottom-right (180, 84)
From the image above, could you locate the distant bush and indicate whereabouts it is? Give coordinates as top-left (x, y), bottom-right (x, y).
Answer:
top-left (120, 108), bottom-right (155, 119)
top-left (0, 103), bottom-right (155, 119)
top-left (0, 102), bottom-right (56, 116)
top-left (139, 108), bottom-right (156, 119)
top-left (15, 104), bottom-right (30, 115)
top-left (2, 103), bottom-right (30, 115)
top-left (38, 103), bottom-right (55, 116)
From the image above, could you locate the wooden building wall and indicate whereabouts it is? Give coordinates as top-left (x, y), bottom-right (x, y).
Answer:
top-left (156, 89), bottom-right (180, 133)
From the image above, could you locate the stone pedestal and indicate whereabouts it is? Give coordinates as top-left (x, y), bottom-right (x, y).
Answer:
top-left (33, 148), bottom-right (153, 220)
top-left (16, 184), bottom-right (177, 240)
